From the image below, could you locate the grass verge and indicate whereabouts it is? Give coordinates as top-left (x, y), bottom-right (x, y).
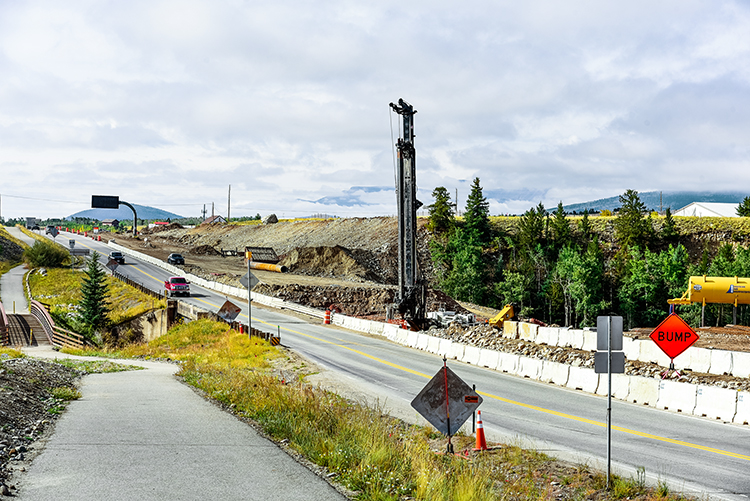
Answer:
top-left (28, 267), bottom-right (166, 331)
top-left (69, 318), bottom-right (691, 501)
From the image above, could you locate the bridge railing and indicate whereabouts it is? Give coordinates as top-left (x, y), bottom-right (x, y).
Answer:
top-left (0, 301), bottom-right (8, 346)
top-left (29, 300), bottom-right (86, 349)
top-left (113, 270), bottom-right (165, 300)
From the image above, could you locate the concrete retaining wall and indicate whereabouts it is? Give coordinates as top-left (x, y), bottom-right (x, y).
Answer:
top-left (478, 348), bottom-right (500, 369)
top-left (567, 366), bottom-right (598, 393)
top-left (627, 376), bottom-right (660, 406)
top-left (541, 361), bottom-right (569, 386)
top-left (657, 380), bottom-right (697, 414)
top-left (694, 385), bottom-right (737, 421)
top-left (735, 392), bottom-right (750, 425)
top-left (463, 345), bottom-right (482, 366)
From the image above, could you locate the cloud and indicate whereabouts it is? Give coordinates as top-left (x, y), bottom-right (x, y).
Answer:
top-left (1, 1), bottom-right (749, 219)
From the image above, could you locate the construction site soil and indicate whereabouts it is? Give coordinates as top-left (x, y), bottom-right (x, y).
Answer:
top-left (103, 218), bottom-right (750, 353)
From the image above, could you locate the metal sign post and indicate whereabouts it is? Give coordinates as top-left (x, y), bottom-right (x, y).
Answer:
top-left (240, 252), bottom-right (260, 337)
top-left (596, 316), bottom-right (624, 490)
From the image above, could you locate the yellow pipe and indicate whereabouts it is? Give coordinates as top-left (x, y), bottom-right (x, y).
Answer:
top-left (248, 261), bottom-right (288, 273)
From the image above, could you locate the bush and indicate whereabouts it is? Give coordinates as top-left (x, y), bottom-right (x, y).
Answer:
top-left (23, 240), bottom-right (69, 268)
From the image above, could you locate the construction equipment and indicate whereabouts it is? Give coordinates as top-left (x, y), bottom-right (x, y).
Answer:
top-left (387, 98), bottom-right (427, 329)
top-left (669, 275), bottom-right (750, 326)
top-left (668, 276), bottom-right (750, 306)
top-left (489, 304), bottom-right (516, 329)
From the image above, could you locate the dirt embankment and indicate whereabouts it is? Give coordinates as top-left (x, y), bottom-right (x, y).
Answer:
top-left (109, 217), bottom-right (455, 320)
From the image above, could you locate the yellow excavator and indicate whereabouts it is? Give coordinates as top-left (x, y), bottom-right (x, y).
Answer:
top-left (489, 304), bottom-right (516, 329)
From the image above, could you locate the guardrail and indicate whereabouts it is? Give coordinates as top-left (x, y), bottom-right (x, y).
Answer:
top-left (29, 300), bottom-right (86, 349)
top-left (113, 270), bottom-right (165, 300)
top-left (0, 301), bottom-right (9, 346)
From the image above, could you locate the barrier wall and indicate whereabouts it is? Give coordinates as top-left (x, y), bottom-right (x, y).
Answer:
top-left (735, 392), bottom-right (750, 425)
top-left (110, 241), bottom-right (748, 426)
top-left (694, 385), bottom-right (737, 421)
top-left (657, 380), bottom-right (697, 414)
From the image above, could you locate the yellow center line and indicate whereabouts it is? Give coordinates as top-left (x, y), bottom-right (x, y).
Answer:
top-left (267, 322), bottom-right (750, 462)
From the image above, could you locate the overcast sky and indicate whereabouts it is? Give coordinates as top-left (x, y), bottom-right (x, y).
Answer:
top-left (2, 1), bottom-right (749, 220)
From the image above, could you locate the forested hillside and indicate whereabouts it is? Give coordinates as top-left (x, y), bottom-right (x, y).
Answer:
top-left (428, 183), bottom-right (750, 330)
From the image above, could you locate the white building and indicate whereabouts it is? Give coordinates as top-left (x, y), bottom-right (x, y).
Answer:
top-left (673, 202), bottom-right (739, 217)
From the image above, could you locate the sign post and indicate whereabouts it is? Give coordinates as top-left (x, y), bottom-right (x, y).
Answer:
top-left (649, 313), bottom-right (699, 379)
top-left (240, 252), bottom-right (260, 337)
top-left (411, 358), bottom-right (482, 454)
top-left (595, 315), bottom-right (624, 490)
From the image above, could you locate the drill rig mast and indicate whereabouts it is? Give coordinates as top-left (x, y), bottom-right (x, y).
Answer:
top-left (389, 98), bottom-right (427, 329)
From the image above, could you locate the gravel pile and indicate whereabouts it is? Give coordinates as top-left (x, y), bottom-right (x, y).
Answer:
top-left (0, 357), bottom-right (82, 494)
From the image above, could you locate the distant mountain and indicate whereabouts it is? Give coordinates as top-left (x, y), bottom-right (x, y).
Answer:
top-left (563, 191), bottom-right (747, 213)
top-left (67, 204), bottom-right (183, 221)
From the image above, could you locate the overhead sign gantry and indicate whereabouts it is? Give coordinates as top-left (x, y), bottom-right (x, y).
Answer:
top-left (91, 195), bottom-right (138, 236)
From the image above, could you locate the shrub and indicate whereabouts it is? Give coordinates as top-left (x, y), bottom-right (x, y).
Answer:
top-left (23, 239), bottom-right (69, 268)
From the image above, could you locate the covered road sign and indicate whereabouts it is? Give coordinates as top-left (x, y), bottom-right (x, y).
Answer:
top-left (649, 313), bottom-right (699, 360)
top-left (411, 364), bottom-right (482, 436)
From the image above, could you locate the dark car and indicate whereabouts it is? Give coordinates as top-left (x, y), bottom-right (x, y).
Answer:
top-left (108, 251), bottom-right (125, 264)
top-left (167, 253), bottom-right (185, 265)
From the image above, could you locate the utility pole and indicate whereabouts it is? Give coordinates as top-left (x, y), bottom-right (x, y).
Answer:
top-left (227, 185), bottom-right (231, 222)
top-left (202, 204), bottom-right (207, 221)
top-left (212, 202), bottom-right (215, 218)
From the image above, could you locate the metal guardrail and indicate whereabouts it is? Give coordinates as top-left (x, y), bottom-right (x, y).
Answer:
top-left (113, 270), bottom-right (165, 300)
top-left (0, 301), bottom-right (9, 346)
top-left (29, 300), bottom-right (86, 349)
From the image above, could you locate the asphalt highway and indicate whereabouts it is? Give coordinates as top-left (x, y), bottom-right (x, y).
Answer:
top-left (42, 230), bottom-right (750, 500)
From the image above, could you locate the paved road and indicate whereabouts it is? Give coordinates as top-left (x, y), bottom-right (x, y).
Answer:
top-left (34, 230), bottom-right (750, 499)
top-left (17, 347), bottom-right (346, 501)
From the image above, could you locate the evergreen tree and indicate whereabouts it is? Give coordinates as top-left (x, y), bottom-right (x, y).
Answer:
top-left (551, 201), bottom-right (571, 251)
top-left (439, 229), bottom-right (487, 304)
top-left (614, 189), bottom-right (653, 249)
top-left (463, 177), bottom-right (492, 245)
top-left (517, 202), bottom-right (546, 253)
top-left (427, 186), bottom-right (455, 235)
top-left (578, 211), bottom-right (592, 244)
top-left (79, 251), bottom-right (110, 334)
top-left (661, 207), bottom-right (678, 243)
top-left (737, 196), bottom-right (750, 217)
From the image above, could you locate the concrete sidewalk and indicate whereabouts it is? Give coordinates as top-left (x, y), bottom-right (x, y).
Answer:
top-left (17, 347), bottom-right (346, 501)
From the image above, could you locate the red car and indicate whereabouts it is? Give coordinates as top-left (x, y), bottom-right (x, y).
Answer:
top-left (165, 276), bottom-right (190, 298)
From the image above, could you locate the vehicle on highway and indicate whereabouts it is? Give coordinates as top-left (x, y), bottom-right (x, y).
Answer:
top-left (165, 276), bottom-right (190, 297)
top-left (167, 253), bottom-right (185, 265)
top-left (108, 251), bottom-right (125, 264)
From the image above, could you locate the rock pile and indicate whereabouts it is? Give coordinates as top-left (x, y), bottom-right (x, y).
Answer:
top-left (0, 357), bottom-right (82, 492)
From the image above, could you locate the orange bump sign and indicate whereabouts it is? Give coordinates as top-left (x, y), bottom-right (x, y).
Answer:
top-left (649, 313), bottom-right (699, 360)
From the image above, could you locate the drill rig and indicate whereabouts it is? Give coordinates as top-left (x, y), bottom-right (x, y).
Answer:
top-left (388, 98), bottom-right (428, 329)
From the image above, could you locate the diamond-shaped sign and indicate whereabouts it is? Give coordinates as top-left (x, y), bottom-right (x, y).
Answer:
top-left (217, 300), bottom-right (242, 323)
top-left (106, 259), bottom-right (119, 273)
top-left (240, 271), bottom-right (260, 289)
top-left (411, 365), bottom-right (482, 436)
top-left (649, 313), bottom-right (699, 360)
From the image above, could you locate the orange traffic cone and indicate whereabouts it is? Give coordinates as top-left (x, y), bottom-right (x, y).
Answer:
top-left (473, 410), bottom-right (488, 451)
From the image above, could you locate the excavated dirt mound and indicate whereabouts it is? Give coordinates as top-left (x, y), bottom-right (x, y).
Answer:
top-left (141, 223), bottom-right (183, 234)
top-left (190, 245), bottom-right (221, 256)
top-left (253, 284), bottom-right (469, 319)
top-left (279, 246), bottom-right (377, 283)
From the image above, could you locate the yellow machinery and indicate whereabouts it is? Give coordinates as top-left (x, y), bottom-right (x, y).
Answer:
top-left (489, 304), bottom-right (515, 329)
top-left (668, 276), bottom-right (750, 306)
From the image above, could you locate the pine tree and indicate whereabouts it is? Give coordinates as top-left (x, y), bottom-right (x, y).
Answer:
top-left (614, 189), bottom-right (653, 249)
top-left (427, 186), bottom-right (455, 235)
top-left (737, 196), bottom-right (750, 217)
top-left (661, 207), bottom-right (678, 243)
top-left (79, 251), bottom-right (110, 334)
top-left (463, 177), bottom-right (491, 245)
top-left (551, 201), bottom-right (571, 250)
